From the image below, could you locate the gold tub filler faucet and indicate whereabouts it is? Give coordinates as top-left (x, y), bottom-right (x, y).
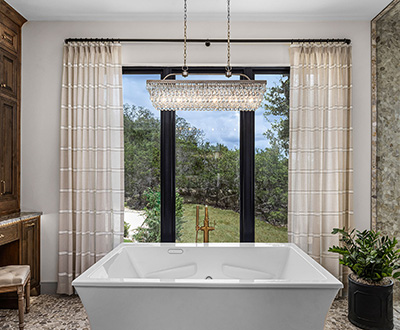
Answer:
top-left (195, 205), bottom-right (215, 243)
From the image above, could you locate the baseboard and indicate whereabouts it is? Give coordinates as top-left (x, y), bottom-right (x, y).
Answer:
top-left (41, 281), bottom-right (58, 294)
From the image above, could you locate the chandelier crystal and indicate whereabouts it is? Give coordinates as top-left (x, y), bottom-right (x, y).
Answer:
top-left (147, 80), bottom-right (266, 111)
top-left (147, 0), bottom-right (266, 112)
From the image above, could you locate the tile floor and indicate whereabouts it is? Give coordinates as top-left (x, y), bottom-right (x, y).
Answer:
top-left (0, 294), bottom-right (399, 329)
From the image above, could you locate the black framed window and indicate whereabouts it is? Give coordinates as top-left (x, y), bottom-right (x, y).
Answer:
top-left (123, 66), bottom-right (289, 243)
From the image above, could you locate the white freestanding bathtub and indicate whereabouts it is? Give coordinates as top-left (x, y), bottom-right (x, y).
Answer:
top-left (72, 243), bottom-right (342, 330)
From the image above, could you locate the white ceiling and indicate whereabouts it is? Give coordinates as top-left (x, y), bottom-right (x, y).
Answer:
top-left (7, 0), bottom-right (392, 21)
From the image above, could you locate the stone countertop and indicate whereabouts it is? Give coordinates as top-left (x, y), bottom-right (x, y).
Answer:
top-left (0, 211), bottom-right (42, 227)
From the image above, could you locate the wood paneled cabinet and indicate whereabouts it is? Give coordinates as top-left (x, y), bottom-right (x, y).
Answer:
top-left (0, 49), bottom-right (18, 98)
top-left (21, 217), bottom-right (40, 295)
top-left (0, 0), bottom-right (25, 216)
top-left (0, 3), bottom-right (39, 309)
top-left (0, 97), bottom-right (18, 212)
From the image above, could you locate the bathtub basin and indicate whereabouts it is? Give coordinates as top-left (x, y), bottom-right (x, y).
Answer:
top-left (72, 243), bottom-right (342, 330)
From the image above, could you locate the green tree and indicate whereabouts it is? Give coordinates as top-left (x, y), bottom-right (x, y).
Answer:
top-left (124, 104), bottom-right (160, 209)
top-left (263, 75), bottom-right (290, 156)
top-left (175, 115), bottom-right (206, 195)
top-left (211, 145), bottom-right (239, 210)
top-left (255, 146), bottom-right (288, 225)
top-left (133, 188), bottom-right (185, 242)
top-left (176, 137), bottom-right (240, 211)
top-left (176, 116), bottom-right (204, 144)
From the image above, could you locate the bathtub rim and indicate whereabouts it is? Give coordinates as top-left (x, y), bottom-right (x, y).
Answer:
top-left (72, 242), bottom-right (343, 290)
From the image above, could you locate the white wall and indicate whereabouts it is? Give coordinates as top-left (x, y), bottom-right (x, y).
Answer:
top-left (21, 20), bottom-right (371, 284)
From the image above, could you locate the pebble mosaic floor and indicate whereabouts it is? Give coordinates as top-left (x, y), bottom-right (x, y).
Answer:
top-left (0, 294), bottom-right (399, 329)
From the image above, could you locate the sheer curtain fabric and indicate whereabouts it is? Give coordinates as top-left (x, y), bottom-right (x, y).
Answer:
top-left (288, 43), bottom-right (353, 284)
top-left (58, 42), bottom-right (124, 295)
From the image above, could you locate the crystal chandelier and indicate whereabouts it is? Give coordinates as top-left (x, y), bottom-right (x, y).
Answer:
top-left (146, 0), bottom-right (266, 112)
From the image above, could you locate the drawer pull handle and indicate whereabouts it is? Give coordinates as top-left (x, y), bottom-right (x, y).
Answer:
top-left (2, 34), bottom-right (12, 42)
top-left (26, 223), bottom-right (36, 227)
top-left (0, 234), bottom-right (4, 239)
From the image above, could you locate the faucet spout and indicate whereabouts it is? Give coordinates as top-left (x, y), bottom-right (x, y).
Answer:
top-left (195, 205), bottom-right (215, 243)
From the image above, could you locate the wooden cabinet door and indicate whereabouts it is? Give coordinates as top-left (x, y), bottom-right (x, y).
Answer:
top-left (0, 97), bottom-right (19, 214)
top-left (0, 22), bottom-right (18, 55)
top-left (0, 49), bottom-right (18, 99)
top-left (21, 217), bottom-right (40, 295)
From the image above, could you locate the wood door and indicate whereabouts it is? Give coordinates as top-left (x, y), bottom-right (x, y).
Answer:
top-left (0, 22), bottom-right (18, 55)
top-left (0, 97), bottom-right (19, 214)
top-left (21, 217), bottom-right (40, 295)
top-left (0, 49), bottom-right (17, 99)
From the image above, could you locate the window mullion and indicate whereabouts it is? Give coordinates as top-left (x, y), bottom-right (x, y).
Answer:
top-left (160, 69), bottom-right (176, 242)
top-left (240, 69), bottom-right (255, 242)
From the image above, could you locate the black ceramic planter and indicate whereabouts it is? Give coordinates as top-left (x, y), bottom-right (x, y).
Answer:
top-left (348, 274), bottom-right (394, 330)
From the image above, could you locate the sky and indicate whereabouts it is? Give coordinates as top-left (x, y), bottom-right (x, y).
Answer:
top-left (122, 73), bottom-right (285, 150)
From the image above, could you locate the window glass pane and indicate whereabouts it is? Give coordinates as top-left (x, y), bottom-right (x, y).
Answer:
top-left (123, 74), bottom-right (161, 242)
top-left (176, 75), bottom-right (240, 243)
top-left (254, 74), bottom-right (289, 243)
top-left (123, 71), bottom-right (289, 244)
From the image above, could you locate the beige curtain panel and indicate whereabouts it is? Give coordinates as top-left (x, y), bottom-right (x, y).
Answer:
top-left (288, 43), bottom-right (353, 285)
top-left (58, 42), bottom-right (124, 295)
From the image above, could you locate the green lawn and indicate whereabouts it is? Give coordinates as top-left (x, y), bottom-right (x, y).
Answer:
top-left (179, 204), bottom-right (288, 243)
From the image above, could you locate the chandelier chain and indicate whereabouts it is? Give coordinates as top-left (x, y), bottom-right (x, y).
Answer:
top-left (147, 0), bottom-right (268, 112)
top-left (183, 0), bottom-right (188, 72)
top-left (226, 0), bottom-right (231, 74)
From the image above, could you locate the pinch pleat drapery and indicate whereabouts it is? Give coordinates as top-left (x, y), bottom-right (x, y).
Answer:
top-left (288, 43), bottom-right (353, 285)
top-left (57, 42), bottom-right (124, 295)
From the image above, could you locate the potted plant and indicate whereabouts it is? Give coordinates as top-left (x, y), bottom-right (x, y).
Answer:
top-left (329, 228), bottom-right (400, 330)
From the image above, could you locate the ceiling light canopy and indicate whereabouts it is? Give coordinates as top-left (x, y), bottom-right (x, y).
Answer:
top-left (146, 0), bottom-right (266, 112)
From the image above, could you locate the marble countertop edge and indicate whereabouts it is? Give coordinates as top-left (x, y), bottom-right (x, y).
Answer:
top-left (0, 211), bottom-right (43, 227)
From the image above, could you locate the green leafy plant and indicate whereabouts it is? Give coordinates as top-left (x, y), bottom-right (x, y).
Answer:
top-left (124, 221), bottom-right (131, 238)
top-left (133, 188), bottom-right (185, 242)
top-left (263, 75), bottom-right (290, 156)
top-left (329, 228), bottom-right (400, 282)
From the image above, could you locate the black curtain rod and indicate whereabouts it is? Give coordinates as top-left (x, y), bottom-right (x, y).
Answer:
top-left (64, 38), bottom-right (351, 45)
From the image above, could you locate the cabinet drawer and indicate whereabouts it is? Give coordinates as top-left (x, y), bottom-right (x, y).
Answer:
top-left (0, 23), bottom-right (18, 54)
top-left (0, 222), bottom-right (19, 245)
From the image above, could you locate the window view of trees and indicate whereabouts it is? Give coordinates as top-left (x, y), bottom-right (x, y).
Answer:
top-left (123, 72), bottom-right (289, 243)
top-left (176, 117), bottom-right (239, 211)
top-left (255, 74), bottom-right (289, 237)
top-left (176, 108), bottom-right (240, 242)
